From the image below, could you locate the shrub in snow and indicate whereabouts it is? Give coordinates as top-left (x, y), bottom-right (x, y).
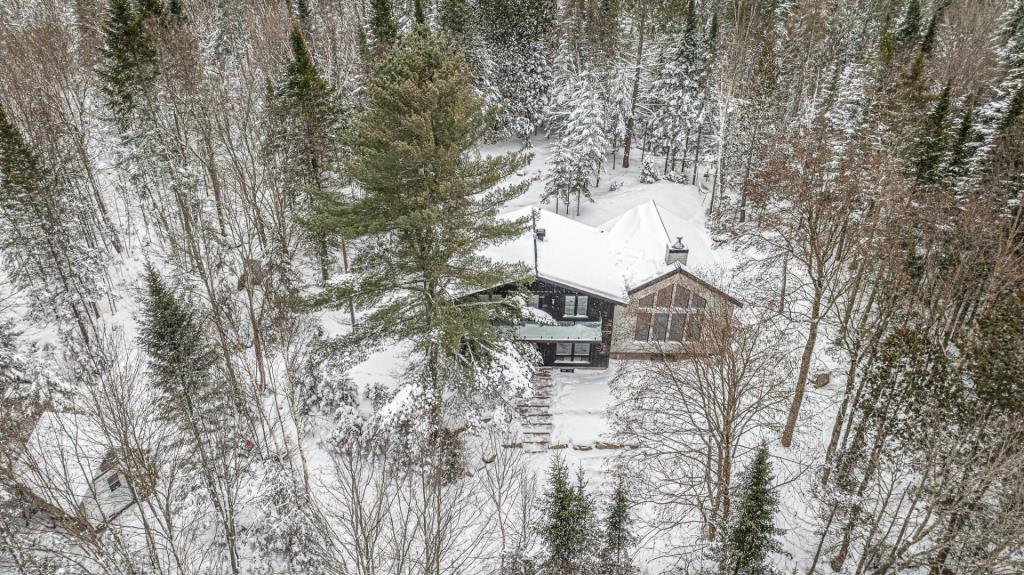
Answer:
top-left (664, 171), bottom-right (688, 184)
top-left (639, 160), bottom-right (660, 184)
top-left (608, 179), bottom-right (624, 192)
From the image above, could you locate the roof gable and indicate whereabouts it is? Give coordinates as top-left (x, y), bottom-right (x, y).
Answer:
top-left (628, 263), bottom-right (743, 307)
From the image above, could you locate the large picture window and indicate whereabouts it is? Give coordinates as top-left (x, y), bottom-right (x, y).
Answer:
top-left (633, 310), bottom-right (704, 342)
top-left (555, 342), bottom-right (591, 364)
top-left (563, 295), bottom-right (589, 318)
top-left (632, 282), bottom-right (708, 343)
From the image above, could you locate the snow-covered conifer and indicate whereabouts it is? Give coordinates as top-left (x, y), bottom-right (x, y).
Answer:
top-left (539, 456), bottom-right (598, 574)
top-left (715, 444), bottom-right (782, 575)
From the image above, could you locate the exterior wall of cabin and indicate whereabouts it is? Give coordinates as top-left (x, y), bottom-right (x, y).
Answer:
top-left (610, 271), bottom-right (733, 360)
top-left (528, 280), bottom-right (615, 368)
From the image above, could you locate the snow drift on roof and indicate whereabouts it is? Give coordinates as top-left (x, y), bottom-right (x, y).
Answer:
top-left (483, 207), bottom-right (628, 303)
top-left (598, 200), bottom-right (713, 289)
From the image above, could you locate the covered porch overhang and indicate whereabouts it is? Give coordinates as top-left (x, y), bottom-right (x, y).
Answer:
top-left (511, 321), bottom-right (603, 342)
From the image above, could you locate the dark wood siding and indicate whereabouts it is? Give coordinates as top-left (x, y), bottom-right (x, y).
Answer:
top-left (526, 280), bottom-right (614, 368)
top-left (479, 279), bottom-right (617, 368)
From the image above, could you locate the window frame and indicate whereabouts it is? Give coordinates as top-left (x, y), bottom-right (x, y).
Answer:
top-left (106, 473), bottom-right (123, 493)
top-left (554, 342), bottom-right (592, 364)
top-left (563, 294), bottom-right (589, 318)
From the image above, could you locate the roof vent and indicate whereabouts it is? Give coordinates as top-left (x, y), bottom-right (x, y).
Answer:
top-left (535, 228), bottom-right (547, 241)
top-left (666, 236), bottom-right (688, 266)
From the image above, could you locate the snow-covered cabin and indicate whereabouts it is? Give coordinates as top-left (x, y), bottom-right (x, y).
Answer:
top-left (600, 201), bottom-right (742, 360)
top-left (482, 202), bottom-right (739, 368)
top-left (483, 207), bottom-right (627, 368)
top-left (9, 411), bottom-right (142, 531)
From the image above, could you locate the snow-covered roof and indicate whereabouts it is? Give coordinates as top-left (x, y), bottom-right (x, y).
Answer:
top-left (483, 207), bottom-right (629, 303)
top-left (15, 411), bottom-right (134, 523)
top-left (514, 321), bottom-right (604, 342)
top-left (599, 200), bottom-right (709, 289)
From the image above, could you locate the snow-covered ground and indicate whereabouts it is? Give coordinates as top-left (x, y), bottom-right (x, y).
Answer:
top-left (474, 137), bottom-right (839, 574)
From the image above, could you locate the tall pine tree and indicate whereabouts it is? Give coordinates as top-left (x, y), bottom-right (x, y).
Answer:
top-left (305, 29), bottom-right (533, 414)
top-left (99, 0), bottom-right (162, 131)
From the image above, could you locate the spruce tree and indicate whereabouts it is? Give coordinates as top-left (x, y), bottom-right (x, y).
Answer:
top-left (539, 456), bottom-right (598, 574)
top-left (477, 0), bottom-right (556, 137)
top-left (912, 83), bottom-right (951, 188)
top-left (413, 0), bottom-right (426, 25)
top-left (438, 0), bottom-right (471, 41)
top-left (138, 264), bottom-right (219, 407)
top-left (647, 6), bottom-right (708, 174)
top-left (599, 475), bottom-right (637, 575)
top-left (305, 30), bottom-right (532, 411)
top-left (369, 0), bottom-right (399, 52)
top-left (716, 444), bottom-right (782, 575)
top-left (268, 25), bottom-right (345, 283)
top-left (0, 104), bottom-right (100, 340)
top-left (896, 0), bottom-right (922, 46)
top-left (943, 100), bottom-right (977, 184)
top-left (99, 0), bottom-right (161, 130)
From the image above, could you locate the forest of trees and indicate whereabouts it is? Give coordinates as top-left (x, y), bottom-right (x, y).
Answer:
top-left (1, 0), bottom-right (1022, 573)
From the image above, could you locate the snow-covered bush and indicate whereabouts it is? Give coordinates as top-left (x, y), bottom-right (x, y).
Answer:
top-left (639, 159), bottom-right (660, 183)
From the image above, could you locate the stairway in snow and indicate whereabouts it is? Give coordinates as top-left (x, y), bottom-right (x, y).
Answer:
top-left (518, 367), bottom-right (554, 452)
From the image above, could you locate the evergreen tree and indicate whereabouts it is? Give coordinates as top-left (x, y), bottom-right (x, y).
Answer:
top-left (539, 456), bottom-right (599, 574)
top-left (646, 0), bottom-right (707, 170)
top-left (544, 71), bottom-right (608, 215)
top-left (137, 264), bottom-right (246, 574)
top-left (267, 25), bottom-right (345, 283)
top-left (413, 0), bottom-right (426, 25)
top-left (896, 0), bottom-right (922, 46)
top-left (99, 0), bottom-right (161, 130)
top-left (0, 104), bottom-right (101, 340)
top-left (478, 0), bottom-right (556, 137)
top-left (599, 475), bottom-right (637, 575)
top-left (716, 444), bottom-right (782, 575)
top-left (369, 0), bottom-right (399, 52)
top-left (438, 0), bottom-right (471, 40)
top-left (943, 99), bottom-right (978, 184)
top-left (305, 30), bottom-right (533, 412)
top-left (912, 83), bottom-right (951, 188)
top-left (292, 0), bottom-right (311, 23)
top-left (138, 264), bottom-right (219, 406)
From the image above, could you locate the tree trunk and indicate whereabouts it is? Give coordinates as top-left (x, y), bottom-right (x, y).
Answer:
top-left (781, 288), bottom-right (822, 447)
top-left (622, 11), bottom-right (646, 169)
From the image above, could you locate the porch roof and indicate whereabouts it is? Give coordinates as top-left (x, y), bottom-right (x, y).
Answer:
top-left (513, 321), bottom-right (603, 342)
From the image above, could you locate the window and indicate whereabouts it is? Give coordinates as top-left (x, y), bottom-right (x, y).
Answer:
top-left (634, 312), bottom-right (652, 341)
top-left (530, 294), bottom-right (541, 308)
top-left (655, 286), bottom-right (674, 307)
top-left (555, 342), bottom-right (591, 363)
top-left (674, 287), bottom-right (691, 307)
top-left (563, 295), bottom-right (589, 317)
top-left (107, 473), bottom-right (122, 493)
top-left (691, 294), bottom-right (707, 309)
top-left (668, 312), bottom-right (687, 342)
top-left (687, 314), bottom-right (703, 340)
top-left (655, 313), bottom-right (671, 339)
top-left (638, 293), bottom-right (655, 307)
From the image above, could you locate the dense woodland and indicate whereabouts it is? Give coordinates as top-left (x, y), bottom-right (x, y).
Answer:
top-left (0, 0), bottom-right (1023, 573)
